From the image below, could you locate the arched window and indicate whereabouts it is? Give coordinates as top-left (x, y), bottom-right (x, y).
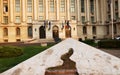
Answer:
top-left (83, 26), bottom-right (87, 35)
top-left (3, 28), bottom-right (8, 37)
top-left (16, 27), bottom-right (20, 36)
top-left (92, 26), bottom-right (96, 35)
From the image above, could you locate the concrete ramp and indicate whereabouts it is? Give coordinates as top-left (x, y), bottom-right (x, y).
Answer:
top-left (1, 38), bottom-right (120, 75)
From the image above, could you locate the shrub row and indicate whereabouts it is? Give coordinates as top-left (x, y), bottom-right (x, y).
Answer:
top-left (98, 40), bottom-right (120, 48)
top-left (0, 46), bottom-right (23, 58)
top-left (79, 39), bottom-right (97, 47)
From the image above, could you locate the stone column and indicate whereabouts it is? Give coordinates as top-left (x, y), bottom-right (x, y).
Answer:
top-left (56, 0), bottom-right (59, 20)
top-left (67, 0), bottom-right (70, 20)
top-left (22, 0), bottom-right (26, 22)
top-left (45, 0), bottom-right (48, 20)
top-left (118, 0), bottom-right (120, 17)
top-left (9, 0), bottom-right (14, 23)
top-left (86, 0), bottom-right (90, 23)
top-left (33, 0), bottom-right (38, 20)
top-left (96, 0), bottom-right (99, 22)
top-left (101, 0), bottom-right (105, 24)
top-left (77, 0), bottom-right (80, 21)
top-left (0, 0), bottom-right (2, 23)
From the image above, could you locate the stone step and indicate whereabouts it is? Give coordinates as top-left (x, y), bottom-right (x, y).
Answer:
top-left (25, 38), bottom-right (55, 43)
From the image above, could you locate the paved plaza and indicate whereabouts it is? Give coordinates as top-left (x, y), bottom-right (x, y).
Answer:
top-left (100, 48), bottom-right (120, 58)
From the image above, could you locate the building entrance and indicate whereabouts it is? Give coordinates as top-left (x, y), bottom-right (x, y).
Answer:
top-left (53, 26), bottom-right (59, 38)
top-left (65, 25), bottom-right (71, 38)
top-left (39, 26), bottom-right (46, 39)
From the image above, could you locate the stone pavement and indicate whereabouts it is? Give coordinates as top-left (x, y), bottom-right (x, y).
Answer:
top-left (100, 48), bottom-right (120, 58)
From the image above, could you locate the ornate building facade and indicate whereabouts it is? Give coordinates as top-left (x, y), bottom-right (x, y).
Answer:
top-left (0, 0), bottom-right (120, 42)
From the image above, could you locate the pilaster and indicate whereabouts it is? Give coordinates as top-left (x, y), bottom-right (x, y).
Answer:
top-left (118, 0), bottom-right (120, 17)
top-left (45, 0), bottom-right (48, 20)
top-left (96, 0), bottom-right (99, 22)
top-left (86, 0), bottom-right (90, 23)
top-left (22, 0), bottom-right (26, 22)
top-left (33, 0), bottom-right (38, 20)
top-left (77, 0), bottom-right (80, 21)
top-left (9, 0), bottom-right (14, 23)
top-left (67, 0), bottom-right (70, 20)
top-left (56, 0), bottom-right (60, 20)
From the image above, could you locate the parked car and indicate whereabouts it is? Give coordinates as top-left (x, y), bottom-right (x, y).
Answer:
top-left (115, 36), bottom-right (120, 40)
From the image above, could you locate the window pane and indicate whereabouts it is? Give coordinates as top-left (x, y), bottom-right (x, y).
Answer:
top-left (70, 0), bottom-right (75, 13)
top-left (50, 0), bottom-right (54, 12)
top-left (15, 0), bottom-right (20, 12)
top-left (15, 16), bottom-right (20, 23)
top-left (81, 0), bottom-right (85, 12)
top-left (27, 0), bottom-right (32, 12)
top-left (91, 16), bottom-right (94, 23)
top-left (39, 0), bottom-right (44, 12)
top-left (60, 0), bottom-right (65, 12)
top-left (27, 16), bottom-right (32, 23)
top-left (4, 16), bottom-right (8, 24)
top-left (39, 16), bottom-right (43, 20)
top-left (81, 16), bottom-right (85, 24)
top-left (90, 0), bottom-right (94, 14)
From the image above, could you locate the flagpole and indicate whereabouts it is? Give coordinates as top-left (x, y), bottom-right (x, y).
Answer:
top-left (111, 0), bottom-right (114, 39)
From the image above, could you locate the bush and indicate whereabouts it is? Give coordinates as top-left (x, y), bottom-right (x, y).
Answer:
top-left (81, 39), bottom-right (94, 44)
top-left (80, 39), bottom-right (97, 47)
top-left (0, 46), bottom-right (23, 58)
top-left (98, 40), bottom-right (120, 48)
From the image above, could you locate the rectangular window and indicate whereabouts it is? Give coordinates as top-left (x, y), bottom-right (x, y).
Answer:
top-left (27, 0), bottom-right (32, 12)
top-left (27, 16), bottom-right (32, 23)
top-left (90, 0), bottom-right (94, 14)
top-left (39, 16), bottom-right (43, 20)
top-left (50, 0), bottom-right (54, 12)
top-left (108, 15), bottom-right (111, 21)
top-left (81, 0), bottom-right (85, 13)
top-left (71, 16), bottom-right (75, 20)
top-left (91, 16), bottom-right (94, 23)
top-left (15, 16), bottom-right (20, 23)
top-left (60, 0), bottom-right (65, 12)
top-left (70, 0), bottom-right (75, 13)
top-left (81, 16), bottom-right (85, 24)
top-left (115, 13), bottom-right (119, 19)
top-left (61, 16), bottom-right (65, 20)
top-left (4, 16), bottom-right (8, 24)
top-left (39, 0), bottom-right (43, 12)
top-left (115, 1), bottom-right (118, 10)
top-left (15, 0), bottom-right (20, 12)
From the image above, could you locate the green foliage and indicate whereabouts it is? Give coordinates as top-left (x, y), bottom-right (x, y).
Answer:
top-left (98, 40), bottom-right (120, 48)
top-left (0, 46), bottom-right (23, 58)
top-left (0, 44), bottom-right (54, 73)
top-left (80, 39), bottom-right (97, 47)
